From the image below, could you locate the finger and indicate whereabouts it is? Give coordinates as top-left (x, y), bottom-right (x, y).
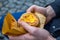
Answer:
top-left (18, 20), bottom-right (38, 34)
top-left (27, 5), bottom-right (46, 14)
top-left (9, 36), bottom-right (23, 40)
top-left (9, 33), bottom-right (29, 40)
top-left (9, 33), bottom-right (36, 40)
top-left (27, 5), bottom-right (36, 13)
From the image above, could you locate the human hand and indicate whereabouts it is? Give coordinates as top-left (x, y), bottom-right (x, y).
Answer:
top-left (9, 21), bottom-right (56, 40)
top-left (27, 5), bottom-right (56, 23)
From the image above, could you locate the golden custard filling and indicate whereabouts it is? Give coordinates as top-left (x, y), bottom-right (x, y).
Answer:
top-left (2, 12), bottom-right (46, 36)
top-left (20, 13), bottom-right (39, 26)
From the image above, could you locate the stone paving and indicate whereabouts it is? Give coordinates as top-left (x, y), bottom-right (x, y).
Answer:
top-left (0, 0), bottom-right (55, 18)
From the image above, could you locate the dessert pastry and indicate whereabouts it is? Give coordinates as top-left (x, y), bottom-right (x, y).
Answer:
top-left (20, 13), bottom-right (39, 27)
top-left (2, 12), bottom-right (46, 36)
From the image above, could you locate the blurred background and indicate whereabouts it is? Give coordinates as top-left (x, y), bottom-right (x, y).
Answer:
top-left (0, 0), bottom-right (55, 18)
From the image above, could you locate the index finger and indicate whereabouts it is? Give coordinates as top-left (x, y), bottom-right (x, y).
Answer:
top-left (18, 20), bottom-right (38, 34)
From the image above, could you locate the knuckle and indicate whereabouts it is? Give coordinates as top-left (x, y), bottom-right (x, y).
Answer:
top-left (31, 5), bottom-right (37, 7)
top-left (31, 28), bottom-right (39, 34)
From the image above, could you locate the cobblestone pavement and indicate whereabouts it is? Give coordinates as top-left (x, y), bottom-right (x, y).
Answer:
top-left (0, 0), bottom-right (55, 18)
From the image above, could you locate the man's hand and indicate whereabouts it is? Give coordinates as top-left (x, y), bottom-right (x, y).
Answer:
top-left (9, 5), bottom-right (56, 40)
top-left (9, 21), bottom-right (56, 40)
top-left (27, 5), bottom-right (56, 23)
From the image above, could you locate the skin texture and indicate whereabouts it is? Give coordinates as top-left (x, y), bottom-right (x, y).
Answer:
top-left (27, 5), bottom-right (56, 23)
top-left (9, 21), bottom-right (56, 40)
top-left (9, 5), bottom-right (56, 40)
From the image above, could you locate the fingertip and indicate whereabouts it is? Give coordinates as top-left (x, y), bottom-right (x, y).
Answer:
top-left (18, 19), bottom-right (21, 24)
top-left (26, 9), bottom-right (31, 13)
top-left (18, 20), bottom-right (24, 25)
top-left (27, 5), bottom-right (36, 13)
top-left (26, 11), bottom-right (31, 13)
top-left (18, 20), bottom-right (30, 27)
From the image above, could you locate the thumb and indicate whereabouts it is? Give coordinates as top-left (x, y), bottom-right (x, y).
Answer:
top-left (27, 5), bottom-right (36, 13)
top-left (18, 20), bottom-right (51, 39)
top-left (18, 20), bottom-right (38, 34)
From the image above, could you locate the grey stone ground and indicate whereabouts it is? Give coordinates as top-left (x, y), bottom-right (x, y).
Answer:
top-left (0, 0), bottom-right (55, 18)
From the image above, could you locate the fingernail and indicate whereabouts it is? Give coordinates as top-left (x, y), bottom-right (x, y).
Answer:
top-left (27, 12), bottom-right (31, 13)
